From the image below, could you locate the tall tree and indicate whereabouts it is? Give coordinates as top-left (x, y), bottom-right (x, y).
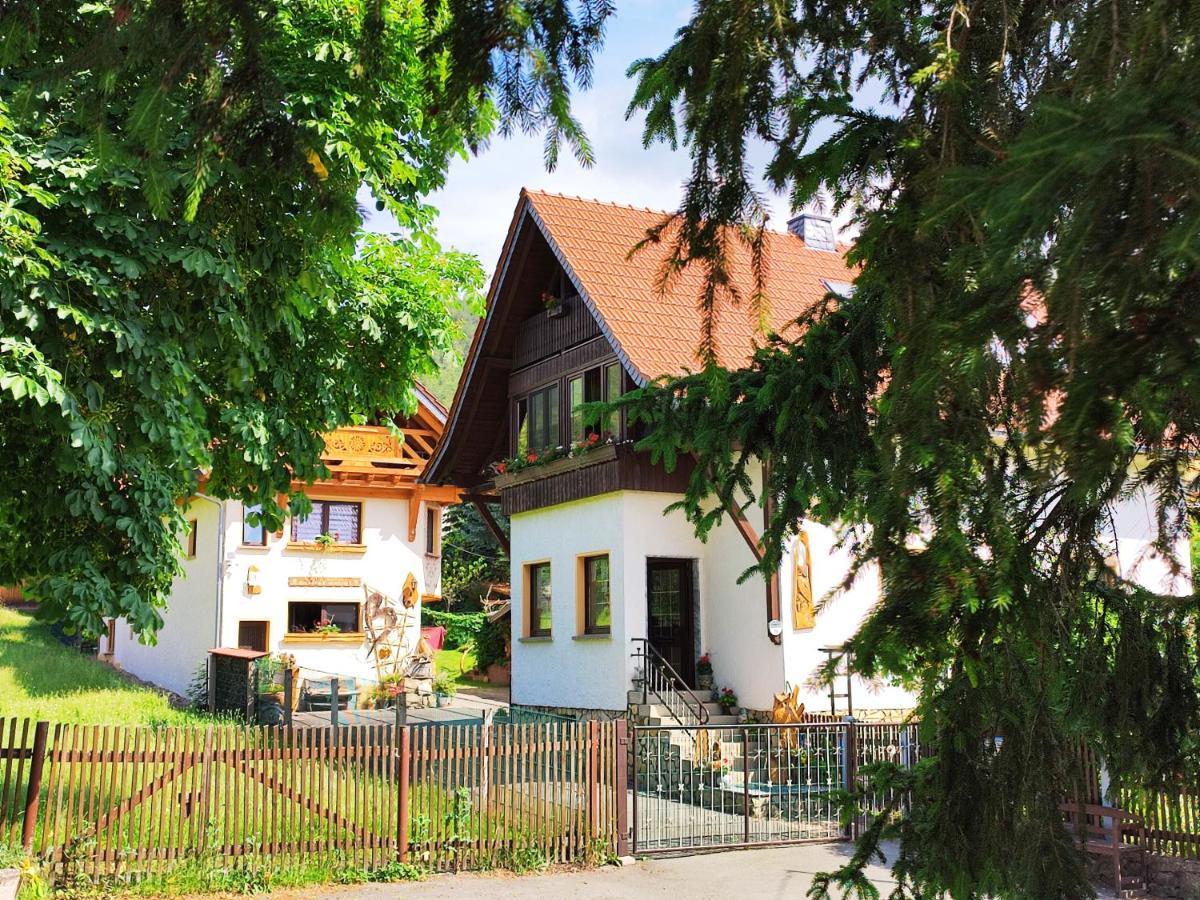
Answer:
top-left (610, 0), bottom-right (1200, 896)
top-left (0, 1), bottom-right (611, 638)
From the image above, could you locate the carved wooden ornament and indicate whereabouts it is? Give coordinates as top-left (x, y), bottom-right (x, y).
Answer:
top-left (402, 573), bottom-right (419, 609)
top-left (793, 531), bottom-right (815, 630)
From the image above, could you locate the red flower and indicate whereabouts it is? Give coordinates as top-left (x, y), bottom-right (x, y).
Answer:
top-left (526, 452), bottom-right (538, 463)
top-left (587, 432), bottom-right (600, 444)
top-left (496, 462), bottom-right (507, 474)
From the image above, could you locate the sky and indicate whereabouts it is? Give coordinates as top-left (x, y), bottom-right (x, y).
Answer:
top-left (362, 1), bottom-right (802, 273)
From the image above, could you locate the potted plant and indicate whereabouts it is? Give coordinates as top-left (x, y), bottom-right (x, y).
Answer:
top-left (432, 672), bottom-right (457, 707)
top-left (540, 290), bottom-right (565, 317)
top-left (314, 532), bottom-right (336, 549)
top-left (717, 687), bottom-right (738, 715)
top-left (257, 682), bottom-right (285, 723)
top-left (313, 616), bottom-right (341, 635)
top-left (696, 653), bottom-right (714, 691)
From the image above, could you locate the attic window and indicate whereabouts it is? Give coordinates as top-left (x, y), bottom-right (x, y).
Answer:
top-left (822, 279), bottom-right (855, 299)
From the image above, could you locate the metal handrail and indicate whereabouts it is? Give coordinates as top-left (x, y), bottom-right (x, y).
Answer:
top-left (631, 638), bottom-right (709, 726)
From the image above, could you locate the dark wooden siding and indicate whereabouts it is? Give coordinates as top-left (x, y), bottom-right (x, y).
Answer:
top-left (512, 295), bottom-right (603, 369)
top-left (500, 446), bottom-right (695, 515)
top-left (509, 337), bottom-right (612, 395)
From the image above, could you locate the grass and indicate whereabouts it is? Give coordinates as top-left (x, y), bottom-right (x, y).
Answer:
top-left (433, 647), bottom-right (491, 690)
top-left (0, 607), bottom-right (208, 726)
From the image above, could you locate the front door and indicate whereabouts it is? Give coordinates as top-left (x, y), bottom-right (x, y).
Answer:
top-left (646, 559), bottom-right (695, 686)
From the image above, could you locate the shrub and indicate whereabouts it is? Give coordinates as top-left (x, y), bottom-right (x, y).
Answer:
top-left (422, 609), bottom-right (485, 649)
top-left (474, 618), bottom-right (508, 670)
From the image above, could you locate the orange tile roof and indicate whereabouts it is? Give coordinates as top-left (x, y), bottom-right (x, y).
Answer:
top-left (524, 190), bottom-right (855, 380)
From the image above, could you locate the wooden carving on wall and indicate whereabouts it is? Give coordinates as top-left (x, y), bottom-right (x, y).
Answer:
top-left (401, 573), bottom-right (419, 609)
top-left (363, 583), bottom-right (413, 679)
top-left (793, 530), bottom-right (815, 630)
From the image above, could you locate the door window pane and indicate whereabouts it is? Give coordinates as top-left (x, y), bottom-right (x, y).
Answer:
top-left (569, 376), bottom-right (585, 442)
top-left (545, 383), bottom-right (559, 448)
top-left (604, 363), bottom-right (622, 435)
top-left (515, 397), bottom-right (529, 455)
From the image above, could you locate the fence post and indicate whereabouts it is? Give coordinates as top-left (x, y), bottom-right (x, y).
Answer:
top-left (330, 677), bottom-right (340, 732)
top-left (587, 720), bottom-right (599, 839)
top-left (21, 721), bottom-right (48, 853)
top-left (616, 719), bottom-right (630, 858)
top-left (843, 717), bottom-right (858, 839)
top-left (397, 725), bottom-right (410, 862)
top-left (742, 726), bottom-right (751, 845)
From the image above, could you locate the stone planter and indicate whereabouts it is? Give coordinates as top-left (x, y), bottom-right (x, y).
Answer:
top-left (697, 672), bottom-right (713, 691)
top-left (0, 867), bottom-right (20, 900)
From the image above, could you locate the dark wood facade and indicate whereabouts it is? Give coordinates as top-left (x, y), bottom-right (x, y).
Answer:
top-left (499, 444), bottom-right (695, 515)
top-left (422, 198), bottom-right (692, 514)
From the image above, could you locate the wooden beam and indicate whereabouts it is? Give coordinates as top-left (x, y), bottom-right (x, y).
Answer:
top-left (470, 496), bottom-right (510, 557)
top-left (762, 460), bottom-right (782, 645)
top-left (408, 486), bottom-right (424, 543)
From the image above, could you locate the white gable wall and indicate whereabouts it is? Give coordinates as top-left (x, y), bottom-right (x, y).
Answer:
top-left (110, 498), bottom-right (221, 697)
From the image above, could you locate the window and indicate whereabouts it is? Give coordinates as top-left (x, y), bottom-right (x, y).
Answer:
top-left (604, 363), bottom-right (622, 434)
top-left (569, 368), bottom-right (603, 442)
top-left (238, 620), bottom-right (270, 652)
top-left (527, 563), bottom-right (552, 637)
top-left (242, 504), bottom-right (267, 546)
top-left (583, 555), bottom-right (611, 635)
top-left (291, 500), bottom-right (362, 544)
top-left (425, 506), bottom-right (441, 556)
top-left (287, 602), bottom-right (361, 634)
top-left (515, 384), bottom-right (559, 454)
top-left (185, 520), bottom-right (198, 559)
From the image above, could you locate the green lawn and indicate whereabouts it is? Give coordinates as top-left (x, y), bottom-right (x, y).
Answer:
top-left (433, 646), bottom-right (491, 690)
top-left (0, 606), bottom-right (208, 725)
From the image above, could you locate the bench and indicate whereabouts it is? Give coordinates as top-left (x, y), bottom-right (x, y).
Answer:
top-left (1060, 802), bottom-right (1147, 896)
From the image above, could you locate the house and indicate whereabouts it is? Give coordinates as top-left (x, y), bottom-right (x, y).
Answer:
top-left (421, 189), bottom-right (1192, 721)
top-left (106, 385), bottom-right (461, 698)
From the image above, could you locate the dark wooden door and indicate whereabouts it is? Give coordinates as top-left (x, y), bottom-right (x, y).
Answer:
top-left (646, 559), bottom-right (695, 686)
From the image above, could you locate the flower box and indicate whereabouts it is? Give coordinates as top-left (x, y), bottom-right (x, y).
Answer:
top-left (493, 443), bottom-right (618, 489)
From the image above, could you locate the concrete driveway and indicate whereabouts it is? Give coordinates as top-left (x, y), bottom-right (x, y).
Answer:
top-left (294, 844), bottom-right (897, 899)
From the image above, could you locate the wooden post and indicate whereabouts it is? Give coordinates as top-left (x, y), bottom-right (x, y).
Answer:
top-left (283, 669), bottom-right (294, 729)
top-left (615, 719), bottom-right (630, 857)
top-left (330, 678), bottom-right (340, 731)
top-left (21, 721), bottom-right (48, 852)
top-left (587, 720), bottom-right (600, 839)
top-left (397, 725), bottom-right (410, 862)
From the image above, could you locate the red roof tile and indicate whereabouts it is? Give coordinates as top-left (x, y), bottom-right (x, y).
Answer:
top-left (524, 190), bottom-right (855, 380)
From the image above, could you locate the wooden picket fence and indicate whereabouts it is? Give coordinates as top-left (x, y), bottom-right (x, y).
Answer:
top-left (0, 716), bottom-right (627, 884)
top-left (1072, 742), bottom-right (1200, 860)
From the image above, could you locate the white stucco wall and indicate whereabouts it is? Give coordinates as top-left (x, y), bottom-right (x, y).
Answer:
top-left (113, 493), bottom-right (442, 695)
top-left (1108, 487), bottom-right (1192, 596)
top-left (218, 496), bottom-right (435, 684)
top-left (509, 492), bottom-right (631, 711)
top-left (110, 498), bottom-right (221, 697)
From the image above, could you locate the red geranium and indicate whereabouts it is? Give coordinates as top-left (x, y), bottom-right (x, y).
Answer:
top-left (495, 461), bottom-right (507, 474)
top-left (526, 452), bottom-right (538, 463)
top-left (587, 432), bottom-right (600, 444)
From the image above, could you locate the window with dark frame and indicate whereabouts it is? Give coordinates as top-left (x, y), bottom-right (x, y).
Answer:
top-left (243, 504), bottom-right (267, 546)
top-left (286, 602), bottom-right (361, 634)
top-left (515, 383), bottom-right (560, 454)
top-left (528, 562), bottom-right (552, 637)
top-left (186, 520), bottom-right (198, 558)
top-left (425, 506), bottom-right (441, 556)
top-left (513, 360), bottom-right (627, 456)
top-left (290, 500), bottom-right (362, 544)
top-left (583, 555), bottom-right (611, 634)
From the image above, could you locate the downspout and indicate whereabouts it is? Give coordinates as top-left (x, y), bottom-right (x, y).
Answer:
top-left (192, 494), bottom-right (227, 648)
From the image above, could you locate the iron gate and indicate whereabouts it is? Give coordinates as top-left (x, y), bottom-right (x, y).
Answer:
top-left (631, 720), bottom-right (920, 853)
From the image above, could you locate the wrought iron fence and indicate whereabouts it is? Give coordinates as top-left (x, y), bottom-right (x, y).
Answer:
top-left (631, 720), bottom-right (921, 853)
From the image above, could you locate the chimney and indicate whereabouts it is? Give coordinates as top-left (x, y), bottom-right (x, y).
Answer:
top-left (787, 191), bottom-right (836, 251)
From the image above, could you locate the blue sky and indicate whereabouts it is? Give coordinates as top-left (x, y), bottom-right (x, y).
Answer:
top-left (363, 1), bottom-right (799, 272)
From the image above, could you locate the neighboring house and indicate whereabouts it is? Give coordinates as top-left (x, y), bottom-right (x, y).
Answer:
top-left (421, 189), bottom-right (1191, 720)
top-left (107, 386), bottom-right (460, 698)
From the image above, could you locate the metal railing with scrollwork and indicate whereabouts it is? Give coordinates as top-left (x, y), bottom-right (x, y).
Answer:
top-left (631, 638), bottom-right (709, 726)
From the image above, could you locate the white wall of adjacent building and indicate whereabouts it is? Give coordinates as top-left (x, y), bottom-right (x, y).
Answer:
top-left (109, 498), bottom-right (222, 697)
top-left (111, 493), bottom-right (443, 696)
